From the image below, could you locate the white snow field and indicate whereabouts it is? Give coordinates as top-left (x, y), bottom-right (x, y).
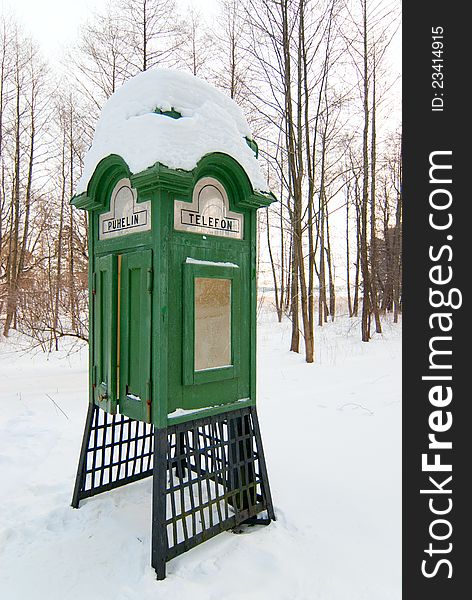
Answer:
top-left (0, 312), bottom-right (401, 600)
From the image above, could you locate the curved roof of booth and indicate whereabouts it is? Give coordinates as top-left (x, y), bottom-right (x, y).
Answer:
top-left (76, 69), bottom-right (268, 195)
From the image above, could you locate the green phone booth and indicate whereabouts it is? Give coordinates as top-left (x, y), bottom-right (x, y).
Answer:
top-left (71, 70), bottom-right (275, 579)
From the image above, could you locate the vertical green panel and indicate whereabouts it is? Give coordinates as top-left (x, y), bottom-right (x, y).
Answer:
top-left (119, 249), bottom-right (152, 422)
top-left (182, 264), bottom-right (195, 386)
top-left (93, 254), bottom-right (118, 413)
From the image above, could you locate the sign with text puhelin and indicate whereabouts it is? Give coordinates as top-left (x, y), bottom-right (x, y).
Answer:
top-left (99, 179), bottom-right (151, 240)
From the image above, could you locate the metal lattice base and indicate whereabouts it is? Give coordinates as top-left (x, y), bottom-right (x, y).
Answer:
top-left (72, 404), bottom-right (275, 579)
top-left (71, 404), bottom-right (154, 507)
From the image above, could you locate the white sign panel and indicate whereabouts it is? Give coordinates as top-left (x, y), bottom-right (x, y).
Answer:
top-left (99, 179), bottom-right (151, 240)
top-left (174, 177), bottom-right (243, 239)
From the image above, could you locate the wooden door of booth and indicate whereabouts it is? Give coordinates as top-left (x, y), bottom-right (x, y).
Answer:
top-left (92, 248), bottom-right (153, 422)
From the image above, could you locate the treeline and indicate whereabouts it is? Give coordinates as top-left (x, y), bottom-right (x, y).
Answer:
top-left (0, 0), bottom-right (401, 359)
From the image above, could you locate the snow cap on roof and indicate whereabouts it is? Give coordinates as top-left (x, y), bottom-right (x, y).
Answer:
top-left (76, 68), bottom-right (267, 194)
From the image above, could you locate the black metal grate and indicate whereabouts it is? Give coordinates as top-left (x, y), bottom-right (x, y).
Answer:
top-left (72, 404), bottom-right (274, 579)
top-left (72, 404), bottom-right (154, 506)
top-left (162, 407), bottom-right (274, 561)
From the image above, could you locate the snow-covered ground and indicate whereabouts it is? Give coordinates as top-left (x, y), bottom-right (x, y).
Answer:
top-left (0, 312), bottom-right (401, 600)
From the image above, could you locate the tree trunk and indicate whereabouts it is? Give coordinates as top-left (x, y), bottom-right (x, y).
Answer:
top-left (53, 133), bottom-right (67, 351)
top-left (393, 160), bottom-right (402, 322)
top-left (69, 101), bottom-right (77, 330)
top-left (266, 207), bottom-right (282, 321)
top-left (352, 179), bottom-right (361, 318)
top-left (3, 74), bottom-right (21, 337)
top-left (289, 227), bottom-right (300, 352)
top-left (360, 0), bottom-right (371, 342)
top-left (346, 188), bottom-right (352, 317)
top-left (325, 206), bottom-right (335, 320)
top-left (370, 54), bottom-right (382, 334)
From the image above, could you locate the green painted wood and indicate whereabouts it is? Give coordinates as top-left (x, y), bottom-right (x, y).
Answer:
top-left (167, 397), bottom-right (255, 426)
top-left (88, 213), bottom-right (95, 409)
top-left (93, 254), bottom-right (118, 414)
top-left (154, 107), bottom-right (182, 119)
top-left (71, 152), bottom-right (275, 426)
top-left (119, 249), bottom-right (153, 422)
top-left (154, 189), bottom-right (169, 429)
top-left (245, 137), bottom-right (259, 158)
top-left (71, 155), bottom-right (132, 211)
top-left (249, 209), bottom-right (257, 405)
top-left (166, 239), bottom-right (250, 414)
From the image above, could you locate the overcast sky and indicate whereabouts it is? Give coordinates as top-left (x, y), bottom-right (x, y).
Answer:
top-left (2, 0), bottom-right (400, 73)
top-left (1, 0), bottom-right (219, 60)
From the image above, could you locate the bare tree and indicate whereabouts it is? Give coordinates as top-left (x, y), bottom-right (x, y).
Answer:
top-left (119, 0), bottom-right (181, 72)
top-left (213, 0), bottom-right (251, 102)
top-left (243, 0), bottom-right (342, 361)
top-left (68, 2), bottom-right (130, 111)
top-left (2, 25), bottom-right (48, 337)
top-left (177, 5), bottom-right (212, 76)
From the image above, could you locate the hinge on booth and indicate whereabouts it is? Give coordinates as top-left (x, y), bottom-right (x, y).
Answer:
top-left (147, 268), bottom-right (153, 293)
top-left (92, 272), bottom-right (96, 296)
top-left (92, 365), bottom-right (97, 390)
top-left (146, 380), bottom-right (152, 423)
